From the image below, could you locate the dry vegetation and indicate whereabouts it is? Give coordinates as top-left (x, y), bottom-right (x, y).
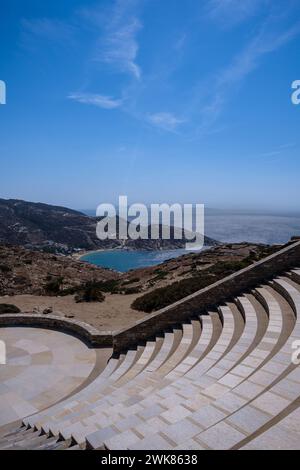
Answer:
top-left (0, 242), bottom-right (281, 331)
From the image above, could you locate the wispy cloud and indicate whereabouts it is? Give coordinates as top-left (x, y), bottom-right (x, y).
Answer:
top-left (256, 143), bottom-right (296, 159)
top-left (174, 33), bottom-right (187, 52)
top-left (68, 92), bottom-right (122, 109)
top-left (67, 1), bottom-right (142, 116)
top-left (278, 143), bottom-right (296, 150)
top-left (196, 17), bottom-right (300, 133)
top-left (93, 0), bottom-right (142, 79)
top-left (101, 18), bottom-right (142, 79)
top-left (206, 0), bottom-right (267, 28)
top-left (21, 18), bottom-right (76, 47)
top-left (148, 112), bottom-right (185, 131)
top-left (21, 1), bottom-right (300, 141)
top-left (258, 150), bottom-right (282, 159)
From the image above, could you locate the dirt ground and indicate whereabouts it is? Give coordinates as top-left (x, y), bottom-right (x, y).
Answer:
top-left (0, 293), bottom-right (146, 332)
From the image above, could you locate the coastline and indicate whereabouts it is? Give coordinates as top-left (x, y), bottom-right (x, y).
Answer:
top-left (74, 246), bottom-right (214, 274)
top-left (73, 245), bottom-right (196, 262)
top-left (72, 248), bottom-right (120, 261)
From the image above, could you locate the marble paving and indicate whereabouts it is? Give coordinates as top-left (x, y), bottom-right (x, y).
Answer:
top-left (0, 327), bottom-right (97, 427)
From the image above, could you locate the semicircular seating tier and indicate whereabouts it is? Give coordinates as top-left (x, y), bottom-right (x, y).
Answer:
top-left (1, 268), bottom-right (300, 450)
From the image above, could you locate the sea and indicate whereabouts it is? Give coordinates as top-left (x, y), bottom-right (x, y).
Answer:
top-left (80, 212), bottom-right (300, 272)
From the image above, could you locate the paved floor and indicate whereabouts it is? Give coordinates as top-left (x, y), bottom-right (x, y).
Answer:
top-left (0, 327), bottom-right (97, 427)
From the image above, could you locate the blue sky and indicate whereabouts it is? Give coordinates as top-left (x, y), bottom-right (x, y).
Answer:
top-left (0, 0), bottom-right (300, 211)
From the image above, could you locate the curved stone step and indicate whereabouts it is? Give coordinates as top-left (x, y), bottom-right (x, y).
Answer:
top-left (53, 325), bottom-right (194, 446)
top-left (36, 330), bottom-right (180, 441)
top-left (82, 313), bottom-right (217, 449)
top-left (115, 339), bottom-right (160, 385)
top-left (286, 269), bottom-right (300, 286)
top-left (173, 276), bottom-right (300, 450)
top-left (198, 368), bottom-right (300, 450)
top-left (80, 314), bottom-right (222, 447)
top-left (103, 281), bottom-right (294, 450)
top-left (79, 318), bottom-right (207, 449)
top-left (54, 330), bottom-right (189, 443)
top-left (15, 304), bottom-right (223, 444)
top-left (85, 306), bottom-right (242, 449)
top-left (102, 298), bottom-right (262, 450)
top-left (143, 330), bottom-right (181, 373)
top-left (27, 348), bottom-right (142, 433)
top-left (7, 269), bottom-right (300, 451)
top-left (202, 296), bottom-right (259, 384)
top-left (186, 317), bottom-right (203, 355)
top-left (23, 352), bottom-right (120, 430)
top-left (0, 429), bottom-right (70, 450)
top-left (103, 330), bottom-right (179, 390)
top-left (35, 280), bottom-right (288, 445)
top-left (166, 314), bottom-right (215, 381)
top-left (104, 315), bottom-right (217, 410)
top-left (0, 428), bottom-right (37, 448)
top-left (217, 285), bottom-right (287, 396)
top-left (48, 347), bottom-right (143, 430)
top-left (254, 285), bottom-right (294, 356)
top-left (184, 304), bottom-right (240, 383)
top-left (154, 323), bottom-right (195, 376)
top-left (240, 406), bottom-right (300, 450)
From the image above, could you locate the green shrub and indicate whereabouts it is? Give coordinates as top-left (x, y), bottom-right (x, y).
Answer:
top-left (151, 270), bottom-right (168, 281)
top-left (122, 277), bottom-right (140, 286)
top-left (44, 276), bottom-right (64, 295)
top-left (0, 264), bottom-right (11, 273)
top-left (59, 287), bottom-right (76, 296)
top-left (0, 304), bottom-right (21, 314)
top-left (153, 268), bottom-right (165, 274)
top-left (131, 259), bottom-right (256, 313)
top-left (52, 278), bottom-right (120, 300)
top-left (96, 279), bottom-right (120, 293)
top-left (74, 281), bottom-right (106, 303)
top-left (42, 247), bottom-right (57, 254)
top-left (122, 287), bottom-right (141, 295)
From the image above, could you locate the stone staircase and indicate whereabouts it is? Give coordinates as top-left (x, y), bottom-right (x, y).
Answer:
top-left (1, 270), bottom-right (300, 450)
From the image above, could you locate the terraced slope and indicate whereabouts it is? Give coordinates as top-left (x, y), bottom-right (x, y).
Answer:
top-left (0, 271), bottom-right (300, 450)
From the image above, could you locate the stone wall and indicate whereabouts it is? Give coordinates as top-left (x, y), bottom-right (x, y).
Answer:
top-left (0, 314), bottom-right (113, 348)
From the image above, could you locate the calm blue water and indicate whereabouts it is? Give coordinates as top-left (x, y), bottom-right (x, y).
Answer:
top-left (81, 248), bottom-right (194, 272)
top-left (81, 214), bottom-right (300, 272)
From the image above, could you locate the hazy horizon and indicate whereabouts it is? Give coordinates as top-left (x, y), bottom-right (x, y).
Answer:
top-left (2, 195), bottom-right (300, 218)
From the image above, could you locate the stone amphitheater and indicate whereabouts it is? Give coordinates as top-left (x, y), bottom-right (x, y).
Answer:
top-left (1, 240), bottom-right (300, 450)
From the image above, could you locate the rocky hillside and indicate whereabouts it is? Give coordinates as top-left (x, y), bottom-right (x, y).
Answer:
top-left (0, 244), bottom-right (120, 296)
top-left (129, 242), bottom-right (281, 312)
top-left (0, 199), bottom-right (111, 253)
top-left (0, 241), bottom-right (280, 300)
top-left (0, 199), bottom-right (219, 254)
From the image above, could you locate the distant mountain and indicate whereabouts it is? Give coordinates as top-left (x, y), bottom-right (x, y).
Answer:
top-left (0, 199), bottom-right (219, 254)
